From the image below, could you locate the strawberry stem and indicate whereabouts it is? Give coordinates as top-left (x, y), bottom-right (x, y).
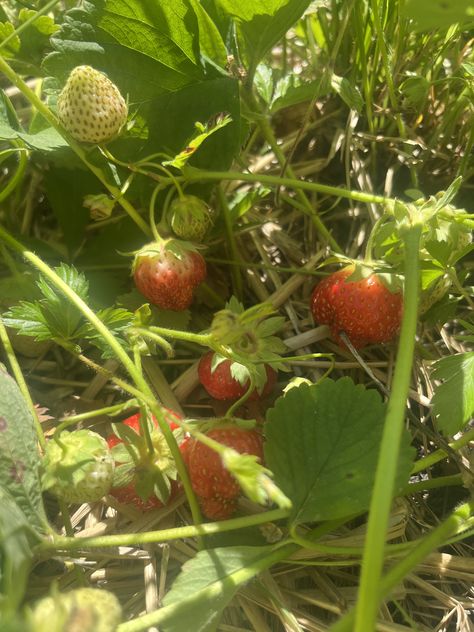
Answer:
top-left (217, 185), bottom-right (243, 300)
top-left (242, 89), bottom-right (343, 253)
top-left (36, 507), bottom-right (291, 553)
top-left (364, 213), bottom-right (391, 262)
top-left (410, 426), bottom-right (474, 475)
top-left (55, 401), bottom-right (138, 434)
top-left (148, 184), bottom-right (166, 244)
top-left (329, 501), bottom-right (474, 632)
top-left (138, 326), bottom-right (215, 348)
top-left (352, 221), bottom-right (423, 632)
top-left (180, 167), bottom-right (392, 208)
top-left (225, 372), bottom-right (256, 417)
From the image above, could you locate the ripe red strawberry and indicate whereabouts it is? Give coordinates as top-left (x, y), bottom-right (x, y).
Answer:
top-left (198, 351), bottom-right (277, 401)
top-left (106, 409), bottom-right (185, 511)
top-left (133, 240), bottom-right (206, 311)
top-left (57, 65), bottom-right (128, 144)
top-left (311, 265), bottom-right (403, 349)
top-left (185, 426), bottom-right (264, 501)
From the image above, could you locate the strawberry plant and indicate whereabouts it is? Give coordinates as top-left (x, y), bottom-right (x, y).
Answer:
top-left (0, 1), bottom-right (473, 631)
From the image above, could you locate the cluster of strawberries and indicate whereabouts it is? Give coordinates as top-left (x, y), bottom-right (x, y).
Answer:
top-left (48, 65), bottom-right (410, 522)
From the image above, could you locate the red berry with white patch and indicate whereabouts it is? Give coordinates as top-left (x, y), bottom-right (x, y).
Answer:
top-left (133, 241), bottom-right (206, 311)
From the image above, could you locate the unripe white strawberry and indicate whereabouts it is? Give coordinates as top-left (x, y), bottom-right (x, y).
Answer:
top-left (42, 429), bottom-right (114, 503)
top-left (57, 65), bottom-right (127, 144)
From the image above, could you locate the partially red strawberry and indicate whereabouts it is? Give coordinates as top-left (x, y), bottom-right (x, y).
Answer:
top-left (106, 409), bottom-right (185, 511)
top-left (185, 426), bottom-right (264, 502)
top-left (133, 240), bottom-right (206, 311)
top-left (311, 265), bottom-right (403, 349)
top-left (198, 351), bottom-right (277, 401)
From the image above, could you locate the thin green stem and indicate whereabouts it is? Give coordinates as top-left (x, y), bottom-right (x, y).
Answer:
top-left (0, 146), bottom-right (28, 203)
top-left (35, 508), bottom-right (290, 554)
top-left (402, 474), bottom-right (462, 495)
top-left (243, 91), bottom-right (342, 253)
top-left (411, 427), bottom-right (474, 474)
top-left (217, 185), bottom-right (243, 300)
top-left (330, 501), bottom-right (474, 632)
top-left (0, 54), bottom-right (150, 236)
top-left (56, 400), bottom-right (138, 433)
top-left (143, 326), bottom-right (214, 348)
top-left (182, 167), bottom-right (390, 206)
top-left (0, 319), bottom-right (46, 450)
top-left (224, 372), bottom-right (256, 417)
top-left (148, 184), bottom-right (162, 242)
top-left (354, 222), bottom-right (422, 632)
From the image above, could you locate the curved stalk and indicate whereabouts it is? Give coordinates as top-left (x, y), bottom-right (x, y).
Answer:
top-left (353, 222), bottom-right (423, 632)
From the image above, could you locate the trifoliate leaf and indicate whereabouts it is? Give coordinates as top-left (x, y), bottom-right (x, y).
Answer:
top-left (431, 352), bottom-right (474, 436)
top-left (265, 378), bottom-right (415, 525)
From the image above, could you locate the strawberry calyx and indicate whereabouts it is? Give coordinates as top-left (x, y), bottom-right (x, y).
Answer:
top-left (107, 411), bottom-right (184, 505)
top-left (209, 296), bottom-right (288, 369)
top-left (131, 238), bottom-right (203, 273)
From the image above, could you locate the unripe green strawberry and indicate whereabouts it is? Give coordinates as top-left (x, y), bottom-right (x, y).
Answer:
top-left (30, 587), bottom-right (122, 632)
top-left (57, 65), bottom-right (127, 144)
top-left (42, 429), bottom-right (114, 503)
top-left (169, 195), bottom-right (213, 242)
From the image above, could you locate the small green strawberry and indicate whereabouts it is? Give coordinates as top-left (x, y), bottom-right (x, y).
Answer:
top-left (42, 429), bottom-right (114, 503)
top-left (57, 65), bottom-right (128, 144)
top-left (169, 195), bottom-right (213, 242)
top-left (30, 587), bottom-right (122, 632)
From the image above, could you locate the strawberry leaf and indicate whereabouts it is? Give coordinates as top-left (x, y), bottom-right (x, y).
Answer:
top-left (163, 114), bottom-right (232, 170)
top-left (430, 352), bottom-right (474, 436)
top-left (0, 367), bottom-right (49, 536)
top-left (265, 378), bottom-right (415, 525)
top-left (0, 486), bottom-right (38, 613)
top-left (156, 545), bottom-right (274, 632)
